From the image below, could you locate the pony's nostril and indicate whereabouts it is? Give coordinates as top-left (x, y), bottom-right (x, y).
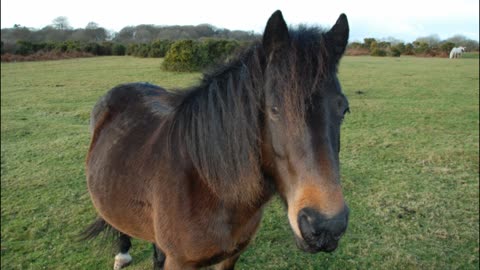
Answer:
top-left (310, 229), bottom-right (325, 239)
top-left (298, 207), bottom-right (348, 242)
top-left (296, 207), bottom-right (349, 253)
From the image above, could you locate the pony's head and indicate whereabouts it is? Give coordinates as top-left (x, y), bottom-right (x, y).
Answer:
top-left (260, 11), bottom-right (350, 253)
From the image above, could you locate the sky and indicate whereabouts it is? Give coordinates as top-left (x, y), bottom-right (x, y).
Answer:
top-left (1, 0), bottom-right (479, 43)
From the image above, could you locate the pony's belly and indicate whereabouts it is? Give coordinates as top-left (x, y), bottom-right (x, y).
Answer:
top-left (95, 198), bottom-right (156, 242)
top-left (87, 173), bottom-right (156, 242)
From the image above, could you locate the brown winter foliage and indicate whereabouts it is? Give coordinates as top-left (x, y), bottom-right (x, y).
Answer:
top-left (1, 51), bottom-right (94, 62)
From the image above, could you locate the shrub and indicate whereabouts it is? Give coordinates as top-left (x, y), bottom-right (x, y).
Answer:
top-left (1, 51), bottom-right (94, 62)
top-left (369, 41), bottom-right (378, 51)
top-left (413, 41), bottom-right (430, 54)
top-left (345, 47), bottom-right (370, 56)
top-left (55, 42), bottom-right (68, 52)
top-left (440, 42), bottom-right (455, 54)
top-left (391, 43), bottom-right (406, 54)
top-left (364, 38), bottom-right (376, 50)
top-left (403, 43), bottom-right (415, 55)
top-left (98, 42), bottom-right (113, 55)
top-left (112, 43), bottom-right (126, 55)
top-left (44, 42), bottom-right (57, 52)
top-left (162, 40), bottom-right (207, 72)
top-left (348, 42), bottom-right (365, 49)
top-left (149, 40), bottom-right (172, 57)
top-left (371, 48), bottom-right (387, 57)
top-left (64, 40), bottom-right (82, 52)
top-left (15, 40), bottom-right (34, 55)
top-left (32, 43), bottom-right (47, 53)
top-left (162, 39), bottom-right (242, 72)
top-left (126, 44), bottom-right (139, 55)
top-left (136, 44), bottom-right (150, 57)
top-left (389, 48), bottom-right (401, 57)
top-left (200, 39), bottom-right (239, 66)
top-left (377, 41), bottom-right (391, 49)
top-left (84, 42), bottom-right (101, 55)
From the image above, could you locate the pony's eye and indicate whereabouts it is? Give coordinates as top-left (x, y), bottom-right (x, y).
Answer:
top-left (271, 106), bottom-right (279, 115)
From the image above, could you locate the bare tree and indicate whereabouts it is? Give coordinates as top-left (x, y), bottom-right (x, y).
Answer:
top-left (86, 22), bottom-right (99, 30)
top-left (52, 16), bottom-right (71, 30)
top-left (415, 34), bottom-right (441, 46)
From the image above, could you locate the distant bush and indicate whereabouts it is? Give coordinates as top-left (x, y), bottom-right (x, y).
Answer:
top-left (162, 39), bottom-right (241, 72)
top-left (346, 41), bottom-right (369, 55)
top-left (135, 44), bottom-right (150, 58)
top-left (126, 44), bottom-right (138, 56)
top-left (391, 43), bottom-right (405, 54)
top-left (149, 40), bottom-right (172, 57)
top-left (345, 47), bottom-right (369, 56)
top-left (124, 40), bottom-right (171, 58)
top-left (0, 40), bottom-right (128, 61)
top-left (98, 42), bottom-right (113, 56)
top-left (15, 40), bottom-right (33, 55)
top-left (371, 48), bottom-right (387, 57)
top-left (413, 41), bottom-right (430, 55)
top-left (363, 38), bottom-right (376, 49)
top-left (440, 42), bottom-right (455, 54)
top-left (377, 41), bottom-right (391, 49)
top-left (163, 40), bottom-right (206, 72)
top-left (84, 42), bottom-right (101, 55)
top-left (404, 43), bottom-right (415, 55)
top-left (348, 42), bottom-right (365, 49)
top-left (389, 48), bottom-right (401, 57)
top-left (1, 51), bottom-right (94, 62)
top-left (112, 44), bottom-right (126, 55)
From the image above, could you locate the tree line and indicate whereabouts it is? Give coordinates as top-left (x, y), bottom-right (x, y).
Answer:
top-left (347, 34), bottom-right (479, 57)
top-left (1, 16), bottom-right (258, 54)
top-left (1, 17), bottom-right (478, 66)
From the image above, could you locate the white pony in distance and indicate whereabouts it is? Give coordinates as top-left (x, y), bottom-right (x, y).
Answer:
top-left (450, 46), bottom-right (466, 59)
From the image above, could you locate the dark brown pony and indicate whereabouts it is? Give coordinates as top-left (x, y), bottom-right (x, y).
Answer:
top-left (84, 10), bottom-right (350, 270)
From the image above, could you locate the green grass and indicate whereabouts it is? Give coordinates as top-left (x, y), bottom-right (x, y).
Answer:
top-left (462, 52), bottom-right (479, 59)
top-left (1, 56), bottom-right (479, 269)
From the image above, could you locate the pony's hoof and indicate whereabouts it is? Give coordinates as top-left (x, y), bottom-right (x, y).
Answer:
top-left (114, 253), bottom-right (132, 270)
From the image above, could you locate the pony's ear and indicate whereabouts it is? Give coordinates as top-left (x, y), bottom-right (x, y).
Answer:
top-left (263, 10), bottom-right (290, 56)
top-left (325, 14), bottom-right (349, 61)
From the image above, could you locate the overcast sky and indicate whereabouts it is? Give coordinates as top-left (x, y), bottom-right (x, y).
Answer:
top-left (1, 0), bottom-right (479, 42)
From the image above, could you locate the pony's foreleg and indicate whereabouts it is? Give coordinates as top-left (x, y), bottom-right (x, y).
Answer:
top-left (114, 233), bottom-right (133, 270)
top-left (153, 244), bottom-right (166, 270)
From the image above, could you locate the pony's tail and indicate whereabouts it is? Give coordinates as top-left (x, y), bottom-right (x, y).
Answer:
top-left (79, 217), bottom-right (120, 241)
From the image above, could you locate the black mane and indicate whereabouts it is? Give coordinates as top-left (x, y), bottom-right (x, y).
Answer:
top-left (168, 26), bottom-right (334, 203)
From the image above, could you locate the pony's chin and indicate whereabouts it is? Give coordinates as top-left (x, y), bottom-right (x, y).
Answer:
top-left (294, 235), bottom-right (338, 254)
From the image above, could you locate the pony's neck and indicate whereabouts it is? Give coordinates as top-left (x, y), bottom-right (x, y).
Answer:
top-left (171, 44), bottom-right (267, 205)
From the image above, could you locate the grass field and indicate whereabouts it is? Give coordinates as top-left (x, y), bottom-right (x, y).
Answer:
top-left (1, 55), bottom-right (479, 269)
top-left (462, 52), bottom-right (480, 59)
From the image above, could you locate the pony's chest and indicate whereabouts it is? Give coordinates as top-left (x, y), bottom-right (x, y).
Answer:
top-left (178, 207), bottom-right (264, 266)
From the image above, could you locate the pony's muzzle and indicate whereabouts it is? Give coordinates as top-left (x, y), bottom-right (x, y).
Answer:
top-left (296, 206), bottom-right (349, 253)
